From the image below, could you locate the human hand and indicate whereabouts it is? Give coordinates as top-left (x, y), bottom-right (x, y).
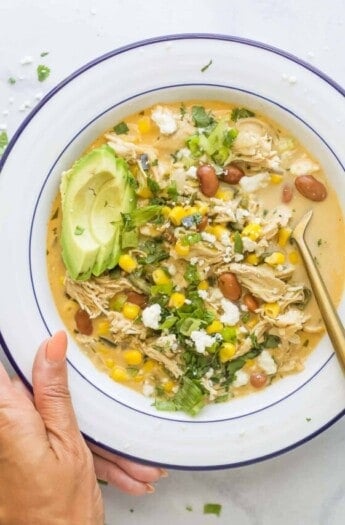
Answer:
top-left (0, 331), bottom-right (103, 524)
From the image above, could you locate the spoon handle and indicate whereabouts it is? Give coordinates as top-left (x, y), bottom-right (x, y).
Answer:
top-left (294, 235), bottom-right (345, 369)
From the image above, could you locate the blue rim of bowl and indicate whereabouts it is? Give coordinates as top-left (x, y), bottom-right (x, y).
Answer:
top-left (0, 33), bottom-right (344, 470)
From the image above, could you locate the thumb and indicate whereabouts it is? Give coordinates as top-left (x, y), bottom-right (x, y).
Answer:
top-left (32, 331), bottom-right (82, 450)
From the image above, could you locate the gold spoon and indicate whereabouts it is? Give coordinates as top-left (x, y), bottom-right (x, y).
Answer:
top-left (292, 210), bottom-right (345, 370)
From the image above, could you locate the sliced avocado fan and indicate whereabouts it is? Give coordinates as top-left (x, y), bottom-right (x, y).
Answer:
top-left (60, 145), bottom-right (136, 280)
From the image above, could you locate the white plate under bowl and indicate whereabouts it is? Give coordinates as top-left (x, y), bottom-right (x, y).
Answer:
top-left (0, 34), bottom-right (344, 470)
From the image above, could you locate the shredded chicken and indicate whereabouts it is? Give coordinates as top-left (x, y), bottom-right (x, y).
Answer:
top-left (65, 275), bottom-right (137, 318)
top-left (140, 344), bottom-right (183, 378)
top-left (228, 263), bottom-right (288, 302)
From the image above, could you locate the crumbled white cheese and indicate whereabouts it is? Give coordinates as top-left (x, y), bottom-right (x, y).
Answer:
top-left (176, 147), bottom-right (191, 159)
top-left (2, 110), bottom-right (9, 117)
top-left (276, 309), bottom-right (305, 327)
top-left (151, 106), bottom-right (177, 135)
top-left (35, 92), bottom-right (43, 101)
top-left (258, 350), bottom-right (277, 375)
top-left (234, 253), bottom-right (244, 262)
top-left (186, 166), bottom-right (197, 178)
top-left (156, 334), bottom-right (178, 352)
top-left (142, 304), bottom-right (162, 330)
top-left (242, 237), bottom-right (258, 253)
top-left (8, 97), bottom-right (14, 104)
top-left (235, 208), bottom-right (250, 223)
top-left (0, 123), bottom-right (7, 131)
top-left (220, 232), bottom-right (231, 246)
top-left (205, 368), bottom-right (214, 379)
top-left (201, 231), bottom-right (216, 243)
top-left (198, 290), bottom-right (208, 300)
top-left (24, 100), bottom-right (31, 109)
top-left (190, 257), bottom-right (198, 265)
top-left (20, 55), bottom-right (33, 65)
top-left (90, 7), bottom-right (97, 14)
top-left (266, 155), bottom-right (282, 171)
top-left (233, 370), bottom-right (249, 388)
top-left (239, 172), bottom-right (270, 193)
top-left (220, 299), bottom-right (240, 325)
top-left (143, 382), bottom-right (155, 397)
top-left (288, 75), bottom-right (297, 85)
top-left (167, 264), bottom-right (176, 276)
top-left (208, 288), bottom-right (223, 302)
top-left (290, 156), bottom-right (319, 176)
top-left (185, 299), bottom-right (192, 305)
top-left (190, 330), bottom-right (217, 354)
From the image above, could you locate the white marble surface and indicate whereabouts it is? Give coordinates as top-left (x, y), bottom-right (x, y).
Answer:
top-left (1, 0), bottom-right (345, 523)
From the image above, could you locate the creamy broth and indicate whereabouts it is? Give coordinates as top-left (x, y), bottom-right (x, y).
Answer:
top-left (47, 100), bottom-right (345, 412)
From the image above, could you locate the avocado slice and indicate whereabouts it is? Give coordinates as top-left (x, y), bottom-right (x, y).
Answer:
top-left (60, 146), bottom-right (136, 280)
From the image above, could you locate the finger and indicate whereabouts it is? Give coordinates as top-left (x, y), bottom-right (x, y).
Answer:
top-left (87, 441), bottom-right (167, 482)
top-left (32, 331), bottom-right (82, 449)
top-left (92, 453), bottom-right (155, 495)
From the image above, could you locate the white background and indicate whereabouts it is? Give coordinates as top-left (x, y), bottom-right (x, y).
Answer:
top-left (1, 1), bottom-right (345, 523)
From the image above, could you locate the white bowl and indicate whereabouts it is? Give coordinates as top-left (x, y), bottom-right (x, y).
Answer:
top-left (1, 34), bottom-right (344, 470)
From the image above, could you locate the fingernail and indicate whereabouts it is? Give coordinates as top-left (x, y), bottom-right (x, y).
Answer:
top-left (145, 483), bottom-right (155, 494)
top-left (159, 469), bottom-right (169, 478)
top-left (45, 332), bottom-right (67, 363)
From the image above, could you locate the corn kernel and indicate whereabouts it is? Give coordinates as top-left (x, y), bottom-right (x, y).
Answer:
top-left (207, 320), bottom-right (224, 334)
top-left (169, 206), bottom-right (187, 226)
top-left (97, 320), bottom-right (110, 336)
top-left (270, 173), bottom-right (283, 184)
top-left (137, 186), bottom-right (153, 199)
top-left (278, 227), bottom-right (292, 248)
top-left (169, 292), bottom-right (186, 309)
top-left (162, 206), bottom-right (171, 218)
top-left (246, 359), bottom-right (256, 368)
top-left (247, 315), bottom-right (259, 328)
top-left (289, 250), bottom-right (300, 264)
top-left (212, 224), bottom-right (229, 240)
top-left (175, 239), bottom-right (190, 256)
top-left (198, 280), bottom-right (209, 290)
top-left (123, 349), bottom-right (143, 366)
top-left (59, 275), bottom-right (65, 285)
top-left (215, 189), bottom-right (233, 201)
top-left (245, 253), bottom-right (259, 265)
top-left (122, 302), bottom-right (141, 320)
top-left (134, 374), bottom-right (144, 383)
top-left (105, 358), bottom-right (115, 369)
top-left (142, 359), bottom-right (156, 372)
top-left (163, 380), bottom-right (175, 393)
top-left (264, 302), bottom-right (280, 318)
top-left (138, 115), bottom-right (151, 133)
top-left (196, 203), bottom-right (209, 216)
top-left (219, 343), bottom-right (236, 363)
top-left (111, 367), bottom-right (129, 382)
top-left (118, 254), bottom-right (137, 273)
top-left (152, 268), bottom-right (171, 285)
top-left (242, 223), bottom-right (262, 241)
top-left (265, 252), bottom-right (286, 266)
top-left (185, 206), bottom-right (198, 216)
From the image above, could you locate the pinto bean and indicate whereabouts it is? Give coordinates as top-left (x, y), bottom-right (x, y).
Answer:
top-left (295, 175), bottom-right (327, 201)
top-left (282, 183), bottom-right (293, 203)
top-left (75, 308), bottom-right (93, 335)
top-left (243, 293), bottom-right (259, 312)
top-left (250, 372), bottom-right (267, 388)
top-left (218, 272), bottom-right (242, 301)
top-left (222, 163), bottom-right (245, 184)
top-left (196, 164), bottom-right (219, 197)
top-left (126, 291), bottom-right (148, 308)
top-left (197, 215), bottom-right (208, 232)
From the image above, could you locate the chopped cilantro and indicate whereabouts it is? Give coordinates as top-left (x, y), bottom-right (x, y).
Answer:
top-left (180, 103), bottom-right (187, 120)
top-left (306, 417), bottom-right (312, 422)
top-left (40, 51), bottom-right (49, 57)
top-left (74, 225), bottom-right (84, 235)
top-left (37, 64), bottom-right (51, 82)
top-left (113, 121), bottom-right (129, 135)
top-left (204, 503), bottom-right (222, 516)
top-left (233, 231), bottom-right (243, 254)
top-left (181, 233), bottom-right (202, 246)
top-left (231, 107), bottom-right (255, 121)
top-left (8, 77), bottom-right (16, 85)
top-left (184, 263), bottom-right (200, 284)
top-left (264, 334), bottom-right (281, 349)
top-left (147, 177), bottom-right (160, 195)
top-left (186, 505), bottom-right (193, 512)
top-left (191, 105), bottom-right (214, 127)
top-left (303, 339), bottom-right (310, 347)
top-left (317, 238), bottom-right (323, 246)
top-left (201, 59), bottom-right (213, 72)
top-left (0, 131), bottom-right (9, 156)
top-left (167, 181), bottom-right (179, 200)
